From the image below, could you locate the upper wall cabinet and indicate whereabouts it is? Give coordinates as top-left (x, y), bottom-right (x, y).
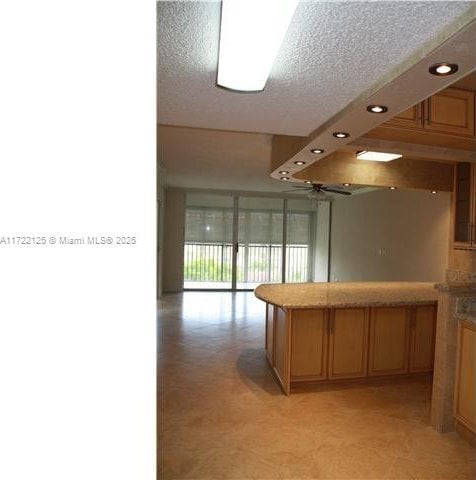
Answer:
top-left (384, 87), bottom-right (475, 138)
top-left (453, 162), bottom-right (476, 250)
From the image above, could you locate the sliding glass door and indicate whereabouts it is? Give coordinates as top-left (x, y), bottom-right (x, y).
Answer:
top-left (236, 197), bottom-right (284, 289)
top-left (183, 193), bottom-right (234, 289)
top-left (286, 199), bottom-right (315, 283)
top-left (183, 193), bottom-right (319, 290)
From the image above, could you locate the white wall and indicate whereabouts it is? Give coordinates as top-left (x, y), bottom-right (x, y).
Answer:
top-left (330, 189), bottom-right (450, 282)
top-left (162, 188), bottom-right (185, 292)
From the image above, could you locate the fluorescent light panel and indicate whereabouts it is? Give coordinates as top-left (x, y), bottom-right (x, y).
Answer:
top-left (357, 151), bottom-right (402, 162)
top-left (217, 0), bottom-right (298, 92)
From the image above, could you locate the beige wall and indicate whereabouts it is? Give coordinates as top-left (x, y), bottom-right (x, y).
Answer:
top-left (330, 189), bottom-right (451, 282)
top-left (162, 188), bottom-right (185, 292)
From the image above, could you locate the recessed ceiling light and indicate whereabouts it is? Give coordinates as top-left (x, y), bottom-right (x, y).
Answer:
top-left (305, 180), bottom-right (312, 184)
top-left (343, 183), bottom-right (351, 187)
top-left (333, 132), bottom-right (350, 139)
top-left (367, 105), bottom-right (388, 114)
top-left (280, 176), bottom-right (290, 181)
top-left (311, 148), bottom-right (325, 154)
top-left (389, 186), bottom-right (397, 190)
top-left (357, 151), bottom-right (402, 162)
top-left (429, 62), bottom-right (458, 76)
top-left (278, 170), bottom-right (289, 175)
top-left (431, 190), bottom-right (438, 194)
top-left (294, 161), bottom-right (306, 165)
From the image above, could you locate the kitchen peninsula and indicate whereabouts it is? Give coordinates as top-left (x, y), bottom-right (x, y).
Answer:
top-left (255, 282), bottom-right (438, 395)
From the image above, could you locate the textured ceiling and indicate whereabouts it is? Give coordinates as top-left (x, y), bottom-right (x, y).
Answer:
top-left (157, 1), bottom-right (475, 192)
top-left (157, 1), bottom-right (474, 137)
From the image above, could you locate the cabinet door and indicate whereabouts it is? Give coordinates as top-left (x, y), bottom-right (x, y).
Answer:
top-left (454, 321), bottom-right (476, 433)
top-left (275, 307), bottom-right (291, 394)
top-left (409, 305), bottom-right (436, 372)
top-left (290, 309), bottom-right (328, 381)
top-left (369, 307), bottom-right (410, 376)
top-left (453, 162), bottom-right (475, 248)
top-left (265, 303), bottom-right (275, 365)
top-left (328, 308), bottom-right (369, 379)
top-left (425, 88), bottom-right (475, 137)
top-left (384, 104), bottom-right (423, 129)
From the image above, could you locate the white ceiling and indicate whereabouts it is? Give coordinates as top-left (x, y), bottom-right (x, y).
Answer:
top-left (157, 1), bottom-right (475, 192)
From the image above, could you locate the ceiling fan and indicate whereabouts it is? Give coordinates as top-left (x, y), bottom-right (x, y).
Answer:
top-left (282, 183), bottom-right (352, 200)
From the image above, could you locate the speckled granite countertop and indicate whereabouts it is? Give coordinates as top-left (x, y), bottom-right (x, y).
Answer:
top-left (254, 282), bottom-right (438, 309)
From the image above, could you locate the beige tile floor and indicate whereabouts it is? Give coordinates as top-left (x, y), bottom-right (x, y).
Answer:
top-left (158, 292), bottom-right (475, 480)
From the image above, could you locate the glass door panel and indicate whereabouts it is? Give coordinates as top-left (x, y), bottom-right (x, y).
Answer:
top-left (286, 199), bottom-right (315, 283)
top-left (183, 193), bottom-right (233, 289)
top-left (237, 197), bottom-right (284, 289)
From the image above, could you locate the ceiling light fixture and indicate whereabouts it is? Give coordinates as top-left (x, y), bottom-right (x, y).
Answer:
top-left (357, 150), bottom-right (402, 162)
top-left (311, 148), bottom-right (325, 154)
top-left (305, 180), bottom-right (313, 184)
top-left (367, 105), bottom-right (388, 114)
top-left (280, 176), bottom-right (290, 181)
top-left (343, 183), bottom-right (351, 187)
top-left (294, 161), bottom-right (306, 166)
top-left (389, 186), bottom-right (397, 190)
top-left (431, 190), bottom-right (438, 194)
top-left (429, 62), bottom-right (458, 76)
top-left (333, 132), bottom-right (350, 139)
top-left (278, 170), bottom-right (289, 175)
top-left (216, 0), bottom-right (298, 92)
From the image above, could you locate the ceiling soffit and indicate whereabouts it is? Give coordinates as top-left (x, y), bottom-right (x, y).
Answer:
top-left (271, 13), bottom-right (476, 183)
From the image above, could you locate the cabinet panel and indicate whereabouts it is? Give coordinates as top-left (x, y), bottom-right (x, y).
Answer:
top-left (384, 104), bottom-right (423, 129)
top-left (409, 305), bottom-right (436, 372)
top-left (453, 162), bottom-right (476, 249)
top-left (290, 309), bottom-right (328, 380)
top-left (369, 307), bottom-right (410, 375)
top-left (328, 308), bottom-right (369, 379)
top-left (426, 89), bottom-right (474, 137)
top-left (275, 307), bottom-right (290, 393)
top-left (265, 303), bottom-right (275, 365)
top-left (455, 321), bottom-right (476, 433)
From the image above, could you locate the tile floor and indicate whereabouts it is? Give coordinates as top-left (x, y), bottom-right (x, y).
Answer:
top-left (158, 292), bottom-right (475, 479)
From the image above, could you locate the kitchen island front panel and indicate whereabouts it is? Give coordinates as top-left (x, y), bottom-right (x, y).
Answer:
top-left (258, 282), bottom-right (438, 395)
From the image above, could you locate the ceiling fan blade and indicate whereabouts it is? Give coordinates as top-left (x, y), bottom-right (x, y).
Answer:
top-left (321, 187), bottom-right (352, 195)
top-left (281, 188), bottom-right (312, 193)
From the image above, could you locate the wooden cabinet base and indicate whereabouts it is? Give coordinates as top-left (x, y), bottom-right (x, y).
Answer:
top-left (289, 372), bottom-right (433, 393)
top-left (265, 303), bottom-right (436, 396)
top-left (455, 419), bottom-right (476, 447)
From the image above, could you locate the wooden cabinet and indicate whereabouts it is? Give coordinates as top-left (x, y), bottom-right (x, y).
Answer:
top-left (454, 320), bottom-right (476, 443)
top-left (274, 307), bottom-right (290, 393)
top-left (385, 104), bottom-right (423, 129)
top-left (369, 307), bottom-right (410, 375)
top-left (265, 303), bottom-right (275, 365)
top-left (290, 309), bottom-right (328, 381)
top-left (453, 162), bottom-right (476, 249)
top-left (328, 308), bottom-right (369, 379)
top-left (266, 303), bottom-right (437, 395)
top-left (383, 88), bottom-right (475, 138)
top-left (409, 305), bottom-right (436, 372)
top-left (426, 89), bottom-right (474, 137)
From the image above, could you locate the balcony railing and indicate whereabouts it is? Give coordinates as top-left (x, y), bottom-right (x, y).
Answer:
top-left (184, 242), bottom-right (308, 284)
